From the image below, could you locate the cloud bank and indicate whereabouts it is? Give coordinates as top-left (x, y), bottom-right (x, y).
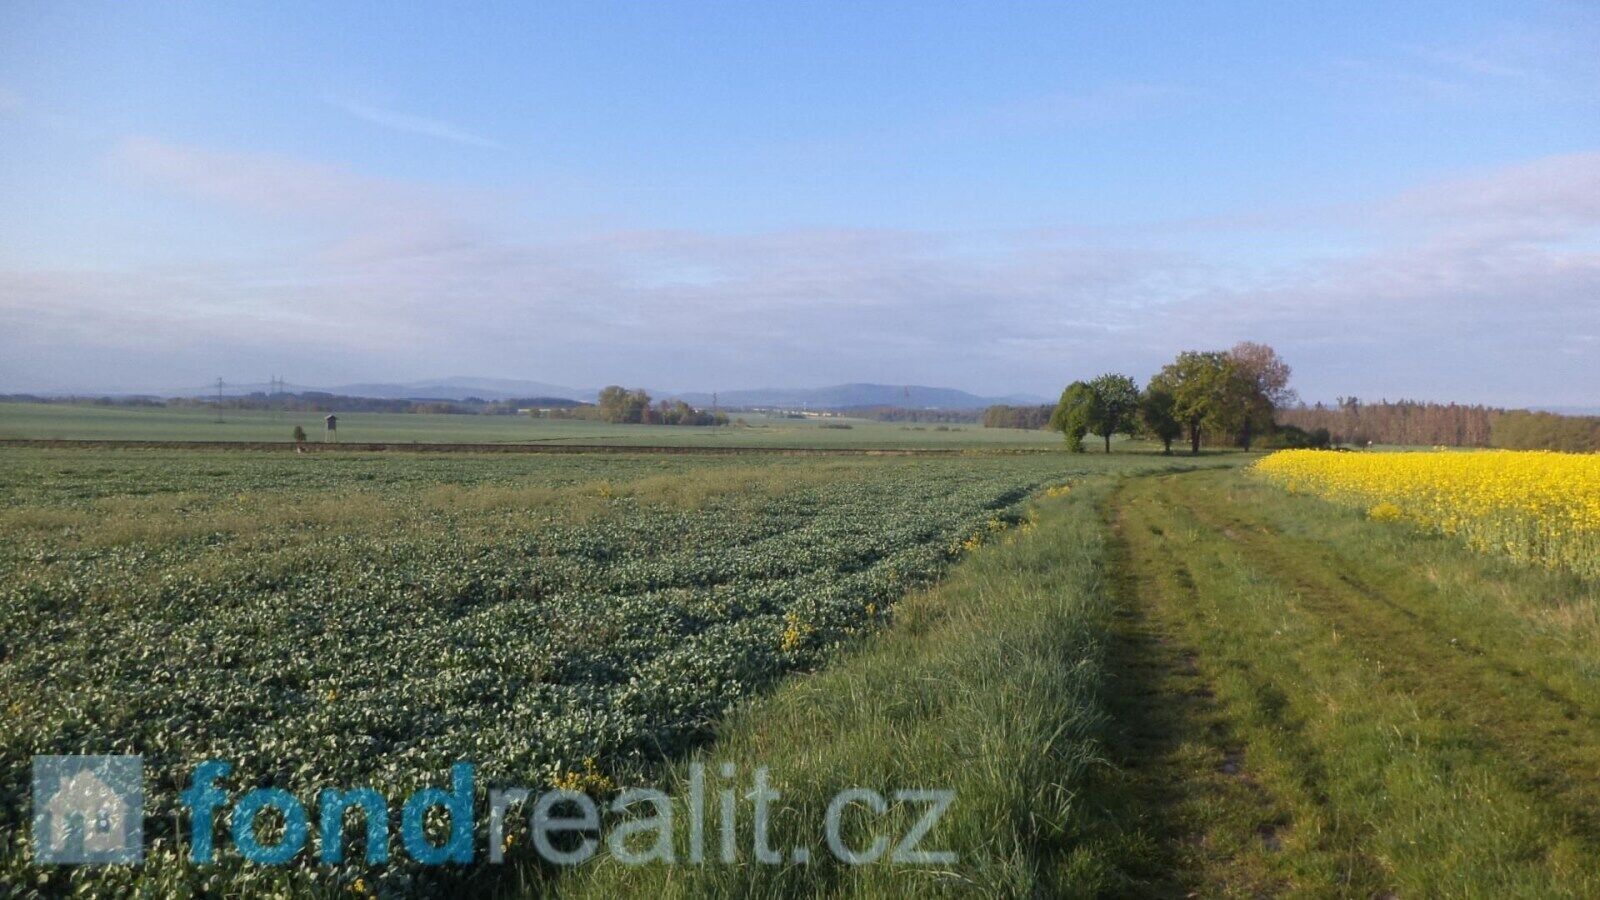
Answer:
top-left (3, 138), bottom-right (1597, 405)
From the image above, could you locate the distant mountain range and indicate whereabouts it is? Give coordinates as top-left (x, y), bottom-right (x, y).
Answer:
top-left (666, 383), bottom-right (1047, 410)
top-left (157, 377), bottom-right (591, 402)
top-left (150, 377), bottom-right (1047, 410)
top-left (328, 377), bottom-right (588, 402)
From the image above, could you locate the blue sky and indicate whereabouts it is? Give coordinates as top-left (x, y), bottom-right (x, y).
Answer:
top-left (2, 2), bottom-right (1597, 404)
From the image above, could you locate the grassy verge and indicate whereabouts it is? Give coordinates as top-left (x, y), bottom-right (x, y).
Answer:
top-left (552, 478), bottom-right (1127, 898)
top-left (1103, 468), bottom-right (1600, 896)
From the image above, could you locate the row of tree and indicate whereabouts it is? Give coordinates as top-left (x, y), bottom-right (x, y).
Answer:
top-left (1491, 410), bottom-right (1600, 453)
top-left (1049, 342), bottom-right (1296, 454)
top-left (1277, 400), bottom-right (1600, 451)
top-left (0, 391), bottom-right (580, 415)
top-left (980, 404), bottom-right (1055, 430)
top-left (848, 406), bottom-right (979, 423)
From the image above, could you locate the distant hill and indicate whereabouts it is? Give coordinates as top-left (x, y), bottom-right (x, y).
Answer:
top-left (667, 383), bottom-right (1046, 410)
top-left (159, 377), bottom-right (590, 402)
top-left (328, 377), bottom-right (590, 402)
top-left (141, 378), bottom-right (1041, 410)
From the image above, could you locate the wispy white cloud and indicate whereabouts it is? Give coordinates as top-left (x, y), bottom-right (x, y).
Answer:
top-left (1329, 56), bottom-right (1475, 102)
top-left (969, 82), bottom-right (1192, 130)
top-left (1328, 24), bottom-right (1592, 104)
top-left (895, 82), bottom-right (1195, 148)
top-left (324, 95), bottom-right (503, 149)
top-left (1407, 45), bottom-right (1533, 81)
top-left (1383, 151), bottom-right (1600, 238)
top-left (109, 136), bottom-right (493, 261)
top-left (114, 135), bottom-right (400, 217)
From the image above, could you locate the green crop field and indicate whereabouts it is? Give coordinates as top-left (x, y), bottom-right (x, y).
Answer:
top-left (0, 445), bottom-right (1167, 895)
top-left (0, 402), bottom-right (1061, 449)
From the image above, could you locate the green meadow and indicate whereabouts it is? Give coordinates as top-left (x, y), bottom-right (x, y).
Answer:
top-left (0, 402), bottom-right (1061, 449)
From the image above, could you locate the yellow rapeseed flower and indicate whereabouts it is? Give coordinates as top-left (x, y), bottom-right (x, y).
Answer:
top-left (1253, 450), bottom-right (1600, 579)
top-left (552, 757), bottom-right (617, 795)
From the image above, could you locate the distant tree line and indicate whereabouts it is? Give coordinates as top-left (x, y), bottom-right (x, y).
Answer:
top-left (843, 406), bottom-right (980, 423)
top-left (1, 393), bottom-right (166, 408)
top-left (170, 392), bottom-right (586, 415)
top-left (0, 391), bottom-right (589, 415)
top-left (981, 404), bottom-right (1055, 429)
top-left (1277, 403), bottom-right (1599, 452)
top-left (1277, 398), bottom-right (1496, 448)
top-left (1490, 410), bottom-right (1600, 453)
top-left (550, 386), bottom-right (729, 426)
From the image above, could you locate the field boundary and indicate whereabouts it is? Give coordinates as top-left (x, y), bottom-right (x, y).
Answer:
top-left (0, 438), bottom-right (1015, 456)
top-left (558, 478), bottom-right (1120, 897)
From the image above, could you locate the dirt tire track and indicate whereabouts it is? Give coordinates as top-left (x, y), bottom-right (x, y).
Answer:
top-left (1098, 468), bottom-right (1600, 895)
top-left (1175, 479), bottom-right (1600, 845)
top-left (1096, 485), bottom-right (1307, 897)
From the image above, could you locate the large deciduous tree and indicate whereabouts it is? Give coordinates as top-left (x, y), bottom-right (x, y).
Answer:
top-left (1140, 382), bottom-right (1183, 454)
top-left (1050, 381), bottom-right (1094, 453)
top-left (1152, 351), bottom-right (1238, 455)
top-left (1152, 344), bottom-right (1296, 453)
top-left (597, 385), bottom-right (652, 424)
top-left (1227, 342), bottom-right (1295, 450)
top-left (1084, 373), bottom-right (1141, 453)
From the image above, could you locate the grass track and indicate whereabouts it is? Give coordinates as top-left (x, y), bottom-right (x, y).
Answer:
top-left (1101, 469), bottom-right (1600, 896)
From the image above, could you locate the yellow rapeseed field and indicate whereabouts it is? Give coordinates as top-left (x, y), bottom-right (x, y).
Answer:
top-left (1253, 449), bottom-right (1600, 580)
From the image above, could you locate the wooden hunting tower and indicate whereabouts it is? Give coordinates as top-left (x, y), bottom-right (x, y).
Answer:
top-left (324, 414), bottom-right (338, 442)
